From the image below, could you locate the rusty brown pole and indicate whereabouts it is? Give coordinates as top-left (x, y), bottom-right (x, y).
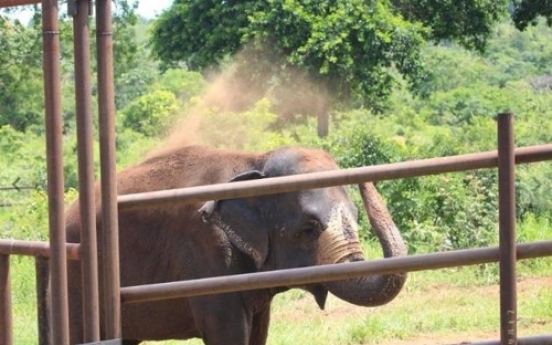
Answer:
top-left (95, 0), bottom-right (121, 339)
top-left (73, 0), bottom-right (100, 341)
top-left (35, 257), bottom-right (49, 345)
top-left (120, 239), bottom-right (552, 304)
top-left (0, 255), bottom-right (12, 345)
top-left (498, 113), bottom-right (517, 345)
top-left (42, 0), bottom-right (69, 343)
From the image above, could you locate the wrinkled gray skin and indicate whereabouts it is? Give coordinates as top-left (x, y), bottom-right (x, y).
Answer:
top-left (47, 145), bottom-right (407, 345)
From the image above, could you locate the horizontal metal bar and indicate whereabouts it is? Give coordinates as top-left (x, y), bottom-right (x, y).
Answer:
top-left (458, 335), bottom-right (552, 345)
top-left (0, 240), bottom-right (80, 260)
top-left (120, 240), bottom-right (552, 304)
top-left (118, 144), bottom-right (552, 210)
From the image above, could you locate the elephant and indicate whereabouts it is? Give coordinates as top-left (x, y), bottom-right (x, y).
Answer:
top-left (45, 145), bottom-right (407, 345)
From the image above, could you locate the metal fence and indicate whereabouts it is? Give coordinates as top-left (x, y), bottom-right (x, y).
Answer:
top-left (0, 1), bottom-right (551, 345)
top-left (0, 0), bottom-right (120, 343)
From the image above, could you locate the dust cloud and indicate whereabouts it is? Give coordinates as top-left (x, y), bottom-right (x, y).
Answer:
top-left (147, 44), bottom-right (329, 157)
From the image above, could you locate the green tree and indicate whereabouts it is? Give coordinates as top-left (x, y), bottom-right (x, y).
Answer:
top-left (0, 17), bottom-right (43, 132)
top-left (391, 0), bottom-right (508, 52)
top-left (244, 0), bottom-right (429, 108)
top-left (155, 68), bottom-right (207, 102)
top-left (512, 0), bottom-right (552, 30)
top-left (0, 2), bottom-right (143, 133)
top-left (121, 89), bottom-right (179, 137)
top-left (150, 0), bottom-right (510, 110)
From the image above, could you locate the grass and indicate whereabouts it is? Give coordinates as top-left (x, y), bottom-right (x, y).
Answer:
top-left (8, 256), bottom-right (39, 345)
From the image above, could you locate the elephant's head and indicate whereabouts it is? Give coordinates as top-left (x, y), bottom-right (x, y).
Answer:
top-left (199, 147), bottom-right (407, 309)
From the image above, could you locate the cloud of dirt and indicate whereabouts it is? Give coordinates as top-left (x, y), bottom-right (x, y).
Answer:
top-left (147, 43), bottom-right (329, 157)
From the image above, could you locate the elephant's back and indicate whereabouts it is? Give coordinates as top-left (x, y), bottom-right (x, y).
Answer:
top-left (116, 145), bottom-right (262, 195)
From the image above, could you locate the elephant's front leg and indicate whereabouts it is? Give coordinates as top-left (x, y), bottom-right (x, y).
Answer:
top-left (190, 294), bottom-right (254, 345)
top-left (249, 305), bottom-right (271, 345)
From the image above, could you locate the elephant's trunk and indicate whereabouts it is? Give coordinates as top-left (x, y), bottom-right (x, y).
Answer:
top-left (323, 182), bottom-right (407, 307)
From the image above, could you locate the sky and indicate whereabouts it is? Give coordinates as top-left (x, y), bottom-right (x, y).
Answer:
top-left (135, 0), bottom-right (172, 18)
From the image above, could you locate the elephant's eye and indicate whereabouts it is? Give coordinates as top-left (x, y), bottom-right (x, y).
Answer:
top-left (296, 220), bottom-right (322, 239)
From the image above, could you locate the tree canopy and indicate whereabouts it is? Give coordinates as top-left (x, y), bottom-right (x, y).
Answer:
top-left (0, 17), bottom-right (43, 131)
top-left (150, 0), bottom-right (516, 110)
top-left (513, 0), bottom-right (552, 30)
top-left (0, 1), bottom-right (140, 132)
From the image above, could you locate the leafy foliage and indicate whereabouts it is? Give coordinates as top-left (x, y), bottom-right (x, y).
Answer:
top-left (150, 0), bottom-right (515, 112)
top-left (150, 0), bottom-right (251, 71)
top-left (392, 0), bottom-right (509, 52)
top-left (154, 69), bottom-right (207, 104)
top-left (0, 18), bottom-right (43, 131)
top-left (245, 0), bottom-right (429, 105)
top-left (121, 89), bottom-right (179, 137)
top-left (512, 0), bottom-right (552, 30)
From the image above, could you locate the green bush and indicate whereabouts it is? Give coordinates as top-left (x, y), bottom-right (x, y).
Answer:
top-left (156, 69), bottom-right (207, 104)
top-left (121, 90), bottom-right (180, 137)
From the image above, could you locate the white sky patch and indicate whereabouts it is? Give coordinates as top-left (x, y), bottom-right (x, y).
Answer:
top-left (135, 0), bottom-right (172, 18)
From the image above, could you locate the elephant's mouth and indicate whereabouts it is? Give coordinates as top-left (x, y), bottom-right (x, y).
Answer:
top-left (317, 204), bottom-right (364, 266)
top-left (305, 283), bottom-right (329, 310)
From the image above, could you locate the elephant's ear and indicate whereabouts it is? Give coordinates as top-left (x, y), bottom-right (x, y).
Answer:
top-left (199, 170), bottom-right (268, 269)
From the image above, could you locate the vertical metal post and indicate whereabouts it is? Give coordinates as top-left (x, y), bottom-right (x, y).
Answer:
top-left (0, 255), bottom-right (12, 345)
top-left (497, 113), bottom-right (517, 345)
top-left (35, 257), bottom-right (49, 345)
top-left (42, 0), bottom-right (69, 344)
top-left (73, 0), bottom-right (100, 341)
top-left (95, 0), bottom-right (121, 339)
